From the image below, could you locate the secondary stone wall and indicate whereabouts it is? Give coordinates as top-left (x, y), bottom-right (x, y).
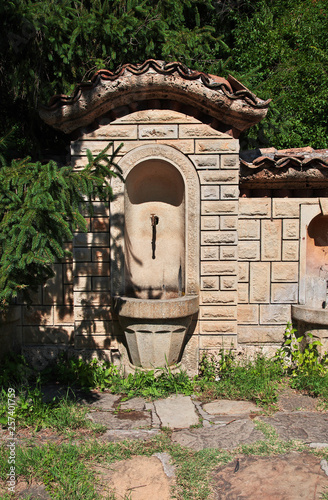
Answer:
top-left (237, 198), bottom-right (319, 352)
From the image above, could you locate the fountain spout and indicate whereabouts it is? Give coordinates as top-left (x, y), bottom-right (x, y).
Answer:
top-left (151, 214), bottom-right (159, 259)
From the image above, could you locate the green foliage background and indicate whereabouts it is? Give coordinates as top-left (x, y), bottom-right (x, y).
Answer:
top-left (2, 0), bottom-right (328, 155)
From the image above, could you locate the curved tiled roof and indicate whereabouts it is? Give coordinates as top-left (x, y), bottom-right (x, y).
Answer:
top-left (39, 59), bottom-right (270, 135)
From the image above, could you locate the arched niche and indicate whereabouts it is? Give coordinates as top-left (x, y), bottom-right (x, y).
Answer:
top-left (110, 144), bottom-right (200, 298)
top-left (307, 214), bottom-right (328, 279)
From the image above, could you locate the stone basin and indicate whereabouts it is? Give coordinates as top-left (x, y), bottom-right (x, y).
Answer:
top-left (292, 304), bottom-right (328, 355)
top-left (113, 295), bottom-right (199, 368)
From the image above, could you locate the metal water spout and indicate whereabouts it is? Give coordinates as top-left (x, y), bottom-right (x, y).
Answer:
top-left (150, 214), bottom-right (159, 259)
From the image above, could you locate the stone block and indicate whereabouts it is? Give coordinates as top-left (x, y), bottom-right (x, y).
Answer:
top-left (23, 306), bottom-right (53, 326)
top-left (74, 305), bottom-right (112, 321)
top-left (199, 305), bottom-right (237, 320)
top-left (238, 325), bottom-right (285, 344)
top-left (201, 185), bottom-right (220, 200)
top-left (238, 241), bottom-right (260, 261)
top-left (272, 262), bottom-right (298, 282)
top-left (283, 219), bottom-right (299, 239)
top-left (201, 246), bottom-right (219, 260)
top-left (260, 304), bottom-right (291, 324)
top-left (80, 201), bottom-right (109, 217)
top-left (74, 291), bottom-right (111, 306)
top-left (202, 201), bottom-right (238, 215)
top-left (282, 240), bottom-right (299, 261)
top-left (200, 321), bottom-right (237, 334)
top-left (73, 232), bottom-right (110, 247)
top-left (201, 231), bottom-right (236, 245)
top-left (63, 263), bottom-right (73, 284)
top-left (74, 262), bottom-right (110, 277)
top-left (250, 262), bottom-right (270, 303)
top-left (189, 155), bottom-right (219, 169)
top-left (70, 140), bottom-right (113, 156)
top-left (220, 216), bottom-right (237, 230)
top-left (23, 325), bottom-right (74, 345)
top-left (201, 216), bottom-right (220, 230)
top-left (200, 291), bottom-right (237, 305)
top-left (195, 139), bottom-right (238, 154)
top-left (139, 124), bottom-right (178, 139)
top-left (81, 124), bottom-right (138, 140)
top-left (54, 306), bottom-right (74, 325)
top-left (114, 109), bottom-right (199, 124)
top-left (179, 124), bottom-right (226, 138)
top-left (221, 185), bottom-right (239, 199)
top-left (201, 276), bottom-right (219, 290)
top-left (237, 283), bottom-right (249, 303)
top-left (75, 320), bottom-right (113, 335)
top-left (92, 277), bottom-right (111, 291)
top-left (74, 276), bottom-right (92, 291)
top-left (156, 139), bottom-right (194, 154)
top-left (238, 262), bottom-right (249, 282)
top-left (71, 156), bottom-right (89, 169)
top-left (220, 276), bottom-right (237, 291)
top-left (64, 285), bottom-right (74, 305)
top-left (239, 199), bottom-right (271, 217)
top-left (238, 219), bottom-right (260, 240)
top-left (198, 170), bottom-right (238, 186)
top-left (271, 283), bottom-right (298, 303)
top-left (261, 220), bottom-right (282, 261)
top-left (237, 304), bottom-right (259, 324)
top-left (75, 334), bottom-right (113, 350)
top-left (113, 140), bottom-right (154, 154)
top-left (220, 246), bottom-right (237, 261)
top-left (92, 248), bottom-right (110, 262)
top-left (43, 264), bottom-right (63, 305)
top-left (273, 199), bottom-right (301, 218)
top-left (221, 155), bottom-right (239, 169)
top-left (201, 261), bottom-right (236, 275)
top-left (199, 335), bottom-right (237, 349)
top-left (73, 247), bottom-right (92, 262)
top-left (91, 217), bottom-right (110, 232)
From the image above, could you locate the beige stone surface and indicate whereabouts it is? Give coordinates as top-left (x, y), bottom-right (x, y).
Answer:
top-left (23, 325), bottom-right (74, 345)
top-left (23, 306), bottom-right (53, 326)
top-left (220, 246), bottom-right (237, 261)
top-left (271, 283), bottom-right (298, 303)
top-left (238, 262), bottom-right (249, 282)
top-left (201, 276), bottom-right (219, 290)
top-left (201, 216), bottom-right (220, 230)
top-left (73, 276), bottom-right (92, 292)
top-left (221, 185), bottom-right (239, 199)
top-left (73, 247), bottom-right (92, 262)
top-left (238, 219), bottom-right (260, 240)
top-left (260, 304), bottom-right (291, 324)
top-left (272, 262), bottom-right (298, 282)
top-left (221, 155), bottom-right (239, 168)
top-left (75, 319), bottom-right (112, 335)
top-left (238, 241), bottom-right (260, 261)
top-left (70, 140), bottom-right (113, 156)
top-left (238, 325), bottom-right (285, 343)
top-left (74, 334), bottom-right (113, 349)
top-left (250, 262), bottom-right (270, 303)
top-left (74, 262), bottom-right (110, 277)
top-left (199, 321), bottom-right (237, 334)
top-left (74, 305), bottom-right (112, 321)
top-left (80, 124), bottom-right (138, 139)
top-left (201, 246), bottom-right (219, 260)
top-left (179, 123), bottom-right (228, 138)
top-left (195, 139), bottom-right (238, 153)
top-left (273, 199), bottom-right (303, 218)
top-left (156, 138), bottom-right (194, 153)
top-left (73, 232), bottom-right (109, 247)
top-left (201, 261), bottom-right (236, 275)
top-left (220, 276), bottom-right (237, 290)
top-left (220, 216), bottom-right (237, 230)
top-left (202, 200), bottom-right (238, 215)
top-left (199, 305), bottom-right (237, 320)
top-left (282, 240), bottom-right (299, 261)
top-left (200, 291), bottom-right (237, 304)
top-left (283, 219), bottom-right (299, 239)
top-left (91, 217), bottom-right (110, 232)
top-left (237, 304), bottom-right (259, 324)
top-left (198, 170), bottom-right (238, 185)
top-left (113, 140), bottom-right (154, 154)
top-left (261, 219), bottom-right (282, 260)
top-left (139, 124), bottom-right (178, 139)
top-left (239, 198), bottom-right (271, 217)
top-left (114, 109), bottom-right (200, 124)
top-left (199, 335), bottom-right (237, 349)
top-left (54, 306), bottom-right (74, 325)
top-left (201, 231), bottom-right (236, 245)
top-left (189, 154), bottom-right (219, 169)
top-left (92, 277), bottom-right (110, 291)
top-left (201, 185), bottom-right (220, 200)
top-left (237, 283), bottom-right (249, 303)
top-left (74, 291), bottom-right (111, 306)
top-left (92, 248), bottom-right (110, 262)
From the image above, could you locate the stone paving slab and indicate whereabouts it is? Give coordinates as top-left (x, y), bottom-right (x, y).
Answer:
top-left (119, 397), bottom-right (146, 411)
top-left (171, 419), bottom-right (265, 450)
top-left (213, 452), bottom-right (328, 499)
top-left (80, 393), bottom-right (120, 410)
top-left (154, 395), bottom-right (199, 429)
top-left (202, 399), bottom-right (261, 416)
top-left (87, 410), bottom-right (151, 430)
top-left (261, 411), bottom-right (328, 443)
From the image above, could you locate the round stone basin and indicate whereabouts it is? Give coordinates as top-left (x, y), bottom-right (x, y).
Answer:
top-left (113, 295), bottom-right (199, 368)
top-left (113, 295), bottom-right (199, 319)
top-left (292, 304), bottom-right (328, 325)
top-left (292, 304), bottom-right (328, 355)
